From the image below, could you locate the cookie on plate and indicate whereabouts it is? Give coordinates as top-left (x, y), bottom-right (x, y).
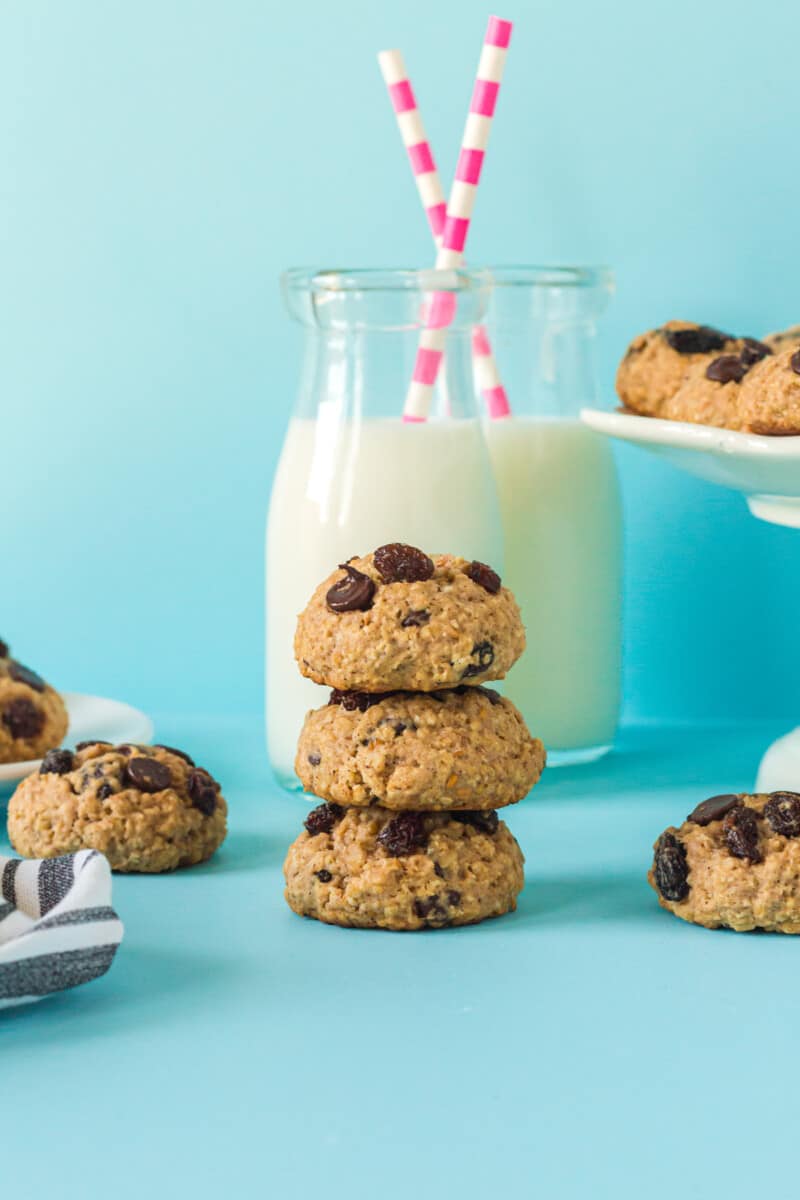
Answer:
top-left (294, 545), bottom-right (525, 693)
top-left (738, 344), bottom-right (800, 435)
top-left (8, 742), bottom-right (227, 873)
top-left (615, 321), bottom-right (745, 416)
top-left (284, 803), bottom-right (525, 930)
top-left (649, 790), bottom-right (800, 932)
top-left (0, 640), bottom-right (68, 764)
top-left (658, 348), bottom-right (766, 430)
top-left (296, 685), bottom-right (545, 811)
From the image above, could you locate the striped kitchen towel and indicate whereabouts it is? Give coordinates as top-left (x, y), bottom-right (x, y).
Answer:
top-left (0, 850), bottom-right (124, 1010)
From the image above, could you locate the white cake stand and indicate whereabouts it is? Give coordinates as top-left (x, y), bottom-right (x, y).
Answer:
top-left (581, 408), bottom-right (800, 789)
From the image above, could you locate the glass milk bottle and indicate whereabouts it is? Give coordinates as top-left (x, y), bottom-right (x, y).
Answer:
top-left (479, 267), bottom-right (622, 764)
top-left (267, 268), bottom-right (502, 789)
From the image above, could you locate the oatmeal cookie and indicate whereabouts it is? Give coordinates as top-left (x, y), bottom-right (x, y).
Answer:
top-left (8, 742), bottom-right (227, 872)
top-left (296, 686), bottom-right (545, 811)
top-left (649, 790), bottom-right (800, 932)
top-left (284, 803), bottom-right (525, 930)
top-left (659, 352), bottom-right (756, 429)
top-left (764, 324), bottom-right (800, 353)
top-left (738, 344), bottom-right (800, 435)
top-left (294, 545), bottom-right (525, 693)
top-left (0, 640), bottom-right (68, 763)
top-left (615, 321), bottom-right (744, 415)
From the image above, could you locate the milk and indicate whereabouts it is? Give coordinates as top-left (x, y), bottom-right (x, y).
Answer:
top-left (484, 416), bottom-right (622, 759)
top-left (266, 414), bottom-right (500, 786)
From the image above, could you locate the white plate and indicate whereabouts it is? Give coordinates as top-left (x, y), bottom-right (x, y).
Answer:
top-left (0, 693), bottom-right (154, 788)
top-left (581, 408), bottom-right (800, 527)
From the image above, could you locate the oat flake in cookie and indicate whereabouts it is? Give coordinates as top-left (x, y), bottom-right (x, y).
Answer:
top-left (0, 641), bottom-right (68, 764)
top-left (294, 547), bottom-right (525, 693)
top-left (283, 805), bottom-right (525, 931)
top-left (8, 742), bottom-right (227, 873)
top-left (296, 686), bottom-right (545, 811)
top-left (648, 791), bottom-right (800, 932)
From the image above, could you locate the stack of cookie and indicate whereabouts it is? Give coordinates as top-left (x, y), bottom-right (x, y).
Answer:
top-left (283, 543), bottom-right (545, 931)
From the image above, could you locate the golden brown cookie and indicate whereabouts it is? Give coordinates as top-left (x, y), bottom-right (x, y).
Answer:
top-left (284, 803), bottom-right (525, 930)
top-left (8, 742), bottom-right (227, 872)
top-left (649, 790), bottom-right (800, 932)
top-left (738, 344), bottom-right (800, 435)
top-left (616, 321), bottom-right (742, 416)
top-left (296, 686), bottom-right (545, 811)
top-left (659, 353), bottom-right (752, 429)
top-left (0, 640), bottom-right (68, 763)
top-left (764, 324), bottom-right (800, 353)
top-left (294, 546), bottom-right (525, 693)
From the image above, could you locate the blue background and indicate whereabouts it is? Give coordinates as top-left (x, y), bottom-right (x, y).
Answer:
top-left (1, 0), bottom-right (798, 722)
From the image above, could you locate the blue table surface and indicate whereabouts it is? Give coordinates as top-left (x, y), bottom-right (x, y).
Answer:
top-left (1, 716), bottom-right (795, 1199)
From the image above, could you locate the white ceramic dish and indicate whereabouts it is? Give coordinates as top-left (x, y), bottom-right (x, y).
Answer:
top-left (581, 408), bottom-right (800, 528)
top-left (0, 693), bottom-right (154, 788)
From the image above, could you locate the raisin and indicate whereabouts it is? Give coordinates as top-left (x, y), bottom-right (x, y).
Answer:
top-left (188, 768), bottom-right (218, 815)
top-left (394, 723), bottom-right (407, 736)
top-left (304, 803), bottom-right (344, 836)
top-left (740, 338), bottom-right (772, 366)
top-left (705, 354), bottom-right (746, 384)
top-left (413, 894), bottom-right (445, 920)
top-left (97, 782), bottom-right (114, 800)
top-left (791, 350), bottom-right (800, 377)
top-left (466, 561), bottom-right (501, 593)
top-left (653, 831), bottom-right (690, 901)
top-left (328, 689), bottom-right (386, 712)
top-left (155, 744), bottom-right (195, 766)
top-left (125, 756), bottom-right (172, 793)
top-left (326, 564), bottom-right (376, 613)
top-left (764, 792), bottom-right (800, 838)
top-left (0, 639), bottom-right (8, 658)
top-left (8, 661), bottom-right (46, 693)
top-left (40, 748), bottom-right (75, 775)
top-left (447, 890), bottom-right (462, 907)
top-left (687, 793), bottom-right (742, 826)
top-left (462, 641), bottom-right (495, 678)
top-left (3, 698), bottom-right (45, 740)
top-left (433, 861), bottom-right (446, 878)
top-left (377, 812), bottom-right (427, 857)
top-left (452, 810), bottom-right (499, 835)
top-left (307, 752), bottom-right (321, 767)
top-left (401, 609), bottom-right (430, 627)
top-left (723, 805), bottom-right (761, 863)
top-left (473, 685), bottom-right (501, 706)
top-left (315, 869), bottom-right (333, 883)
top-left (663, 325), bottom-right (731, 355)
top-left (373, 543), bottom-right (434, 584)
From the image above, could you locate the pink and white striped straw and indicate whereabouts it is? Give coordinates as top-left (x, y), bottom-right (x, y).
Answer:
top-left (403, 15), bottom-right (513, 422)
top-left (378, 45), bottom-right (511, 420)
top-left (377, 49), bottom-right (447, 245)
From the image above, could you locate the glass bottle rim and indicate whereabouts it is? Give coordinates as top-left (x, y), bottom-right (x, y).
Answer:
top-left (486, 264), bottom-right (614, 290)
top-left (282, 266), bottom-right (494, 296)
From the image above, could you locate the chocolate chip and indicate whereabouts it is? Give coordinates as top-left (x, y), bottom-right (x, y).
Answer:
top-left (307, 752), bottom-right (321, 766)
top-left (125, 756), bottom-right (172, 793)
top-left (740, 338), bottom-right (772, 366)
top-left (328, 689), bottom-right (387, 712)
top-left (188, 768), bottom-right (218, 815)
top-left (75, 740), bottom-right (111, 752)
top-left (305, 802), bottom-right (344, 836)
top-left (791, 350), bottom-right (800, 376)
top-left (326, 564), bottom-right (376, 613)
top-left (705, 354), bottom-right (747, 384)
top-left (373, 543), bottom-right (434, 584)
top-left (8, 661), bottom-right (46, 693)
top-left (452, 810), bottom-right (499, 835)
top-left (401, 609), bottom-right (430, 628)
top-left (377, 812), bottom-right (427, 857)
top-left (97, 782), bottom-right (113, 800)
top-left (413, 895), bottom-right (443, 920)
top-left (764, 792), bottom-right (800, 838)
top-left (315, 869), bottom-right (332, 883)
top-left (687, 793), bottom-right (742, 826)
top-left (0, 639), bottom-right (8, 659)
top-left (466, 561), bottom-right (501, 593)
top-left (2, 698), bottom-right (45, 740)
top-left (663, 325), bottom-right (731, 355)
top-left (723, 805), bottom-right (761, 863)
top-left (40, 748), bottom-right (74, 775)
top-left (155, 744), bottom-right (195, 766)
top-left (653, 831), bottom-right (689, 901)
top-left (462, 641), bottom-right (494, 678)
top-left (447, 890), bottom-right (461, 907)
